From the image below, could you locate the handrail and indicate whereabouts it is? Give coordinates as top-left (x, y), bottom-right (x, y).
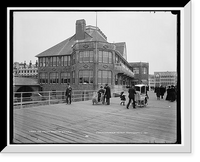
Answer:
top-left (13, 89), bottom-right (123, 109)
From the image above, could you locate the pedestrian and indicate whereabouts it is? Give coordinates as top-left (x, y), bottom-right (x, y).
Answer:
top-left (97, 85), bottom-right (105, 104)
top-left (160, 85), bottom-right (166, 99)
top-left (65, 84), bottom-right (72, 104)
top-left (166, 86), bottom-right (171, 101)
top-left (104, 84), bottom-right (111, 105)
top-left (155, 86), bottom-right (160, 100)
top-left (120, 92), bottom-right (126, 106)
top-left (170, 85), bottom-right (176, 102)
top-left (126, 85), bottom-right (136, 109)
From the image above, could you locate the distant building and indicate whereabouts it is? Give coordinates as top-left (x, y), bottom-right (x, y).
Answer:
top-left (13, 60), bottom-right (38, 78)
top-left (154, 71), bottom-right (177, 87)
top-left (129, 62), bottom-right (149, 85)
top-left (35, 19), bottom-right (135, 91)
top-left (148, 74), bottom-right (155, 90)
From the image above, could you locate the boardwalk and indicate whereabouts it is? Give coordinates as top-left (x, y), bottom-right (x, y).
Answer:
top-left (13, 91), bottom-right (177, 144)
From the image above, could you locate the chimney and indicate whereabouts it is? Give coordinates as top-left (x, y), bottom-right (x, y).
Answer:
top-left (75, 19), bottom-right (86, 40)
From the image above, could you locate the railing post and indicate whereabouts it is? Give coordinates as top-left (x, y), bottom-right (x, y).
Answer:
top-left (21, 92), bottom-right (23, 109)
top-left (49, 91), bottom-right (51, 105)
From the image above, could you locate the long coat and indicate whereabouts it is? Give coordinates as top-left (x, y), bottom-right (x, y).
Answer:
top-left (155, 87), bottom-right (160, 97)
top-left (104, 86), bottom-right (111, 99)
top-left (128, 87), bottom-right (136, 99)
top-left (65, 87), bottom-right (72, 96)
top-left (160, 86), bottom-right (166, 96)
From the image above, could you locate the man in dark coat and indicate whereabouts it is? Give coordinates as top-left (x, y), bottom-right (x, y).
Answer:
top-left (160, 85), bottom-right (166, 99)
top-left (170, 85), bottom-right (176, 102)
top-left (126, 85), bottom-right (136, 109)
top-left (155, 86), bottom-right (160, 100)
top-left (104, 84), bottom-right (111, 105)
top-left (166, 86), bottom-right (171, 101)
top-left (65, 84), bottom-right (72, 104)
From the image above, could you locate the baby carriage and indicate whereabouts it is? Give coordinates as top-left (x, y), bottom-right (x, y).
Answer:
top-left (134, 84), bottom-right (148, 107)
top-left (92, 92), bottom-right (104, 105)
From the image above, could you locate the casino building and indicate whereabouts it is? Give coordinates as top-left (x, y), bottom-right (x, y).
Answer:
top-left (36, 19), bottom-right (135, 91)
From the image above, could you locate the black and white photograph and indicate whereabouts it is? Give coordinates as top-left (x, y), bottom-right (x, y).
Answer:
top-left (3, 3), bottom-right (192, 153)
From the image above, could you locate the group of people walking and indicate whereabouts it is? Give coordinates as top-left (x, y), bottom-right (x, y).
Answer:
top-left (65, 83), bottom-right (112, 105)
top-left (154, 85), bottom-right (176, 102)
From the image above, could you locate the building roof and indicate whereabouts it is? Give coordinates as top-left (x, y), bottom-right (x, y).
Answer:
top-left (154, 71), bottom-right (177, 76)
top-left (36, 26), bottom-right (108, 58)
top-left (114, 42), bottom-right (126, 57)
top-left (13, 77), bottom-right (39, 86)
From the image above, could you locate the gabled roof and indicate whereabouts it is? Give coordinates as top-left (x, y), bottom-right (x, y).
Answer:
top-left (36, 28), bottom-right (107, 58)
top-left (35, 36), bottom-right (75, 57)
top-left (114, 42), bottom-right (126, 56)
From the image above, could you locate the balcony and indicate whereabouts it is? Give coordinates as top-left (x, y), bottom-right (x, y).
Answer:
top-left (115, 63), bottom-right (135, 78)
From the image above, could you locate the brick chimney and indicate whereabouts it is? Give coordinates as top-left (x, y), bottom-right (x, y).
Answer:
top-left (75, 19), bottom-right (86, 40)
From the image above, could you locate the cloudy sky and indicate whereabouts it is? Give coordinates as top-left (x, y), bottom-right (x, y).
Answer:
top-left (13, 10), bottom-right (177, 74)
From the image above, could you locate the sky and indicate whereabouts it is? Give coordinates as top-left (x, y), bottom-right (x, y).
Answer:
top-left (13, 11), bottom-right (177, 74)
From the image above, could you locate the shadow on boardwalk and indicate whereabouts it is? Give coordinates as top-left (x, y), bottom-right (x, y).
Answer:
top-left (13, 91), bottom-right (177, 144)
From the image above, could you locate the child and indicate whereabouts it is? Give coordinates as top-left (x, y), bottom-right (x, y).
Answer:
top-left (120, 92), bottom-right (126, 106)
top-left (92, 92), bottom-right (98, 105)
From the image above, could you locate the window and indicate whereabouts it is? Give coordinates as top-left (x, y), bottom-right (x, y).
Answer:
top-left (72, 54), bottom-right (75, 64)
top-left (79, 70), bottom-right (93, 84)
top-left (108, 52), bottom-right (112, 64)
top-left (79, 51), bottom-right (93, 63)
top-left (98, 70), bottom-right (112, 85)
top-left (89, 51), bottom-right (94, 62)
top-left (42, 58), bottom-right (46, 67)
top-left (64, 56), bottom-right (68, 66)
top-left (61, 72), bottom-right (70, 84)
top-left (39, 73), bottom-right (48, 84)
top-left (98, 50), bottom-right (112, 63)
top-left (84, 51), bottom-right (90, 62)
top-left (45, 57), bottom-right (49, 66)
top-left (39, 58), bottom-right (43, 67)
top-left (99, 50), bottom-right (103, 63)
top-left (49, 72), bottom-right (59, 84)
top-left (142, 67), bottom-right (147, 74)
top-left (68, 56), bottom-right (71, 66)
top-left (56, 57), bottom-right (60, 66)
top-left (133, 68), bottom-right (139, 74)
top-left (61, 56), bottom-right (71, 66)
top-left (103, 51), bottom-right (108, 63)
top-left (49, 57), bottom-right (53, 66)
top-left (53, 57), bottom-right (57, 67)
top-left (79, 52), bottom-right (83, 63)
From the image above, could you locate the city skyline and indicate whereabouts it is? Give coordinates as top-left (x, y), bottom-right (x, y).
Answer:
top-left (13, 11), bottom-right (177, 74)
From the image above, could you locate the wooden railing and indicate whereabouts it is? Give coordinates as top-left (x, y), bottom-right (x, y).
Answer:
top-left (13, 89), bottom-right (123, 109)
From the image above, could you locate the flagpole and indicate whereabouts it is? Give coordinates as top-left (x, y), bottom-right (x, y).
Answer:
top-left (96, 11), bottom-right (97, 29)
top-left (94, 11), bottom-right (98, 90)
top-left (95, 11), bottom-right (97, 61)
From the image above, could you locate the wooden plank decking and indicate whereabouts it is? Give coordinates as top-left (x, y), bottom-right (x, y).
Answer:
top-left (13, 91), bottom-right (177, 144)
